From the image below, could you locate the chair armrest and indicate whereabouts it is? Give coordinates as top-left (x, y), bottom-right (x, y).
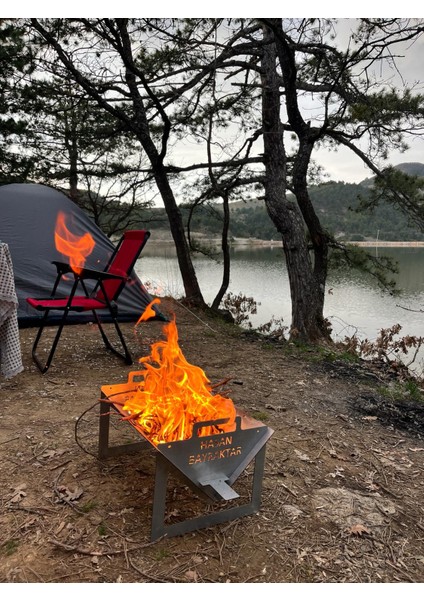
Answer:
top-left (51, 261), bottom-right (127, 282)
top-left (78, 266), bottom-right (127, 281)
top-left (51, 260), bottom-right (74, 275)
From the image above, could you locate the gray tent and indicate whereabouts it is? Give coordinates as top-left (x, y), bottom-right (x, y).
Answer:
top-left (0, 183), bottom-right (165, 326)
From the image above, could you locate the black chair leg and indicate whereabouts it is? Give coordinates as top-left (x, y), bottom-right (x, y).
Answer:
top-left (32, 309), bottom-right (71, 374)
top-left (91, 310), bottom-right (133, 365)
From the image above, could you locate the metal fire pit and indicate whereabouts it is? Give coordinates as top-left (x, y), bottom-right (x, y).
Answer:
top-left (98, 371), bottom-right (274, 541)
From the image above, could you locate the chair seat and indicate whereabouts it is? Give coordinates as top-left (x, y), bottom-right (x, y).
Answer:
top-left (27, 296), bottom-right (107, 312)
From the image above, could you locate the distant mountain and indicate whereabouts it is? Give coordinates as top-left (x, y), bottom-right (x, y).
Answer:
top-left (228, 163), bottom-right (424, 242)
top-left (394, 162), bottom-right (424, 176)
top-left (360, 162), bottom-right (424, 186)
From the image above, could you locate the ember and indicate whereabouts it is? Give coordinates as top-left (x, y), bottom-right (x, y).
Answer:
top-left (54, 211), bottom-right (95, 274)
top-left (122, 299), bottom-right (237, 444)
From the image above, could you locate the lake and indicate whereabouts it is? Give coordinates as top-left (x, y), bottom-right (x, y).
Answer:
top-left (135, 243), bottom-right (424, 372)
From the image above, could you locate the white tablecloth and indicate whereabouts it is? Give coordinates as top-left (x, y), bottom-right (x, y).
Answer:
top-left (0, 243), bottom-right (23, 378)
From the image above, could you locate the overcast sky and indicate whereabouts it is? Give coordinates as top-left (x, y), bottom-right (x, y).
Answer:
top-left (317, 18), bottom-right (424, 184)
top-left (172, 18), bottom-right (424, 186)
top-left (14, 12), bottom-right (423, 186)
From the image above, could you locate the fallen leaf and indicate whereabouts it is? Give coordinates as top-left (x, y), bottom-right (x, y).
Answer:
top-left (329, 467), bottom-right (345, 478)
top-left (347, 523), bottom-right (370, 536)
top-left (295, 449), bottom-right (311, 462)
top-left (11, 483), bottom-right (27, 491)
top-left (20, 517), bottom-right (36, 530)
top-left (329, 450), bottom-right (346, 460)
top-left (185, 570), bottom-right (198, 582)
top-left (56, 485), bottom-right (83, 503)
top-left (55, 521), bottom-right (66, 535)
top-left (313, 555), bottom-right (325, 564)
top-left (9, 483), bottom-right (27, 503)
top-left (119, 508), bottom-right (134, 515)
top-left (41, 450), bottom-right (56, 459)
top-left (10, 490), bottom-right (27, 503)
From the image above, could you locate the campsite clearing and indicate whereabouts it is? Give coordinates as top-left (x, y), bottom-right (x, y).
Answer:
top-left (1, 297), bottom-right (424, 583)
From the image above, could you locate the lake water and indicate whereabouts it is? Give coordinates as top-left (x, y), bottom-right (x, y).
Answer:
top-left (135, 244), bottom-right (424, 372)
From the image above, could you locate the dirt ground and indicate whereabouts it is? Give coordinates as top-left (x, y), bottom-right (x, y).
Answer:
top-left (1, 297), bottom-right (424, 584)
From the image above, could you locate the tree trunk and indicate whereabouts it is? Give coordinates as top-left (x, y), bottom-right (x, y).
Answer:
top-left (211, 192), bottom-right (231, 310)
top-left (116, 20), bottom-right (206, 308)
top-left (152, 162), bottom-right (206, 306)
top-left (261, 21), bottom-right (331, 342)
top-left (65, 109), bottom-right (79, 202)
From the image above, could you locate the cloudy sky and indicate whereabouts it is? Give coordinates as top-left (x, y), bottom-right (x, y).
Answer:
top-left (317, 18), bottom-right (424, 184)
top-left (16, 13), bottom-right (423, 186)
top-left (172, 18), bottom-right (424, 187)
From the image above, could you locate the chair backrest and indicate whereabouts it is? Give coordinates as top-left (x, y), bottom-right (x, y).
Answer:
top-left (94, 230), bottom-right (150, 303)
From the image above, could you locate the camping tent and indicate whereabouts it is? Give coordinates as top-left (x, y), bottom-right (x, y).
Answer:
top-left (0, 183), bottom-right (165, 326)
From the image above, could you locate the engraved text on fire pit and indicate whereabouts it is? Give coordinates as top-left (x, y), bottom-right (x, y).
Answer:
top-left (188, 435), bottom-right (242, 465)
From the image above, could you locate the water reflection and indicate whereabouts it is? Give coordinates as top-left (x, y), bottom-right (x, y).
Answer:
top-left (137, 244), bottom-right (424, 358)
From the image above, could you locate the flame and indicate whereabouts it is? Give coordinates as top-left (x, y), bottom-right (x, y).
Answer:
top-left (124, 300), bottom-right (236, 444)
top-left (135, 297), bottom-right (161, 326)
top-left (54, 211), bottom-right (95, 274)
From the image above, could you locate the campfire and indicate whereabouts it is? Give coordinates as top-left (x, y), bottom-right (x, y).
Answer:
top-left (36, 201), bottom-right (273, 539)
top-left (97, 299), bottom-right (274, 540)
top-left (112, 299), bottom-right (237, 445)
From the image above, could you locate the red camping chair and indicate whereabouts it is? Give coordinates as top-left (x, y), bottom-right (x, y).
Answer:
top-left (26, 230), bottom-right (150, 374)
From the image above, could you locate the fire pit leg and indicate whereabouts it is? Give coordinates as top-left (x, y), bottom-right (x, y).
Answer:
top-left (150, 453), bottom-right (171, 541)
top-left (149, 444), bottom-right (268, 542)
top-left (98, 395), bottom-right (149, 459)
top-left (98, 398), bottom-right (111, 459)
top-left (249, 443), bottom-right (267, 512)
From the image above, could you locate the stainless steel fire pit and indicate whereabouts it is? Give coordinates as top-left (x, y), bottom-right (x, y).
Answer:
top-left (98, 371), bottom-right (274, 541)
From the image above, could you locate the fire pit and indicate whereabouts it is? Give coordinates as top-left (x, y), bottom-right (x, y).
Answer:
top-left (96, 299), bottom-right (274, 541)
top-left (98, 371), bottom-right (274, 541)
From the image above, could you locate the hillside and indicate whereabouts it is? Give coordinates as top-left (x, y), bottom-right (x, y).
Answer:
top-left (143, 162), bottom-right (424, 242)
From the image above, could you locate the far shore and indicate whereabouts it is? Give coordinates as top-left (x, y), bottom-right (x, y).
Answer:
top-left (349, 241), bottom-right (424, 247)
top-left (147, 235), bottom-right (424, 248)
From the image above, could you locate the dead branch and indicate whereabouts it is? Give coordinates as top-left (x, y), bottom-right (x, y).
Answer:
top-left (128, 556), bottom-right (186, 582)
top-left (8, 505), bottom-right (58, 515)
top-left (0, 436), bottom-right (20, 445)
top-left (49, 538), bottom-right (159, 556)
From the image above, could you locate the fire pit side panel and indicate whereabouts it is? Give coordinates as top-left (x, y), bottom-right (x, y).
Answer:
top-left (157, 420), bottom-right (274, 498)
